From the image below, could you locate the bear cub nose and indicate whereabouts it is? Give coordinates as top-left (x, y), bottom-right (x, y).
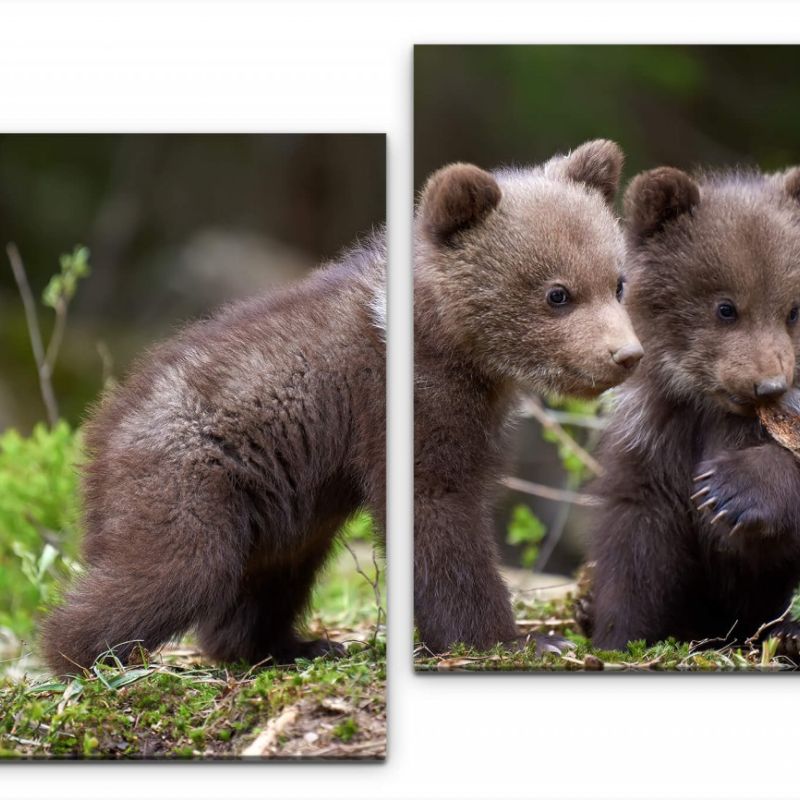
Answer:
top-left (754, 375), bottom-right (789, 400)
top-left (611, 342), bottom-right (644, 371)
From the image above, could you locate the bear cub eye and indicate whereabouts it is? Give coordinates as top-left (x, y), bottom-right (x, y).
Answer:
top-left (546, 286), bottom-right (570, 307)
top-left (616, 277), bottom-right (625, 302)
top-left (717, 301), bottom-right (737, 322)
top-left (789, 306), bottom-right (799, 325)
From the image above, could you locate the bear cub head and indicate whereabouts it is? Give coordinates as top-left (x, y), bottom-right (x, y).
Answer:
top-left (624, 166), bottom-right (800, 415)
top-left (416, 139), bottom-right (642, 399)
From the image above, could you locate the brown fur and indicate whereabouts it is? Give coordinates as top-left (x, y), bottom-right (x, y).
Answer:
top-left (413, 140), bottom-right (642, 653)
top-left (589, 166), bottom-right (800, 655)
top-left (42, 234), bottom-right (387, 675)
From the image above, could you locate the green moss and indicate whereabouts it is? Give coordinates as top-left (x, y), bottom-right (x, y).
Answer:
top-left (415, 593), bottom-right (798, 673)
top-left (332, 718), bottom-right (358, 743)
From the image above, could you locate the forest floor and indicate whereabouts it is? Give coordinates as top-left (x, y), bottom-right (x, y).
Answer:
top-left (0, 542), bottom-right (386, 759)
top-left (414, 566), bottom-right (800, 672)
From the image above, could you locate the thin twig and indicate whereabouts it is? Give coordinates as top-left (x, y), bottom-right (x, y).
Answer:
top-left (524, 408), bottom-right (607, 431)
top-left (342, 539), bottom-right (385, 651)
top-left (533, 469), bottom-right (584, 572)
top-left (745, 604), bottom-right (793, 648)
top-left (688, 619), bottom-right (739, 654)
top-left (310, 739), bottom-right (387, 757)
top-left (6, 243), bottom-right (59, 425)
top-left (96, 340), bottom-right (115, 387)
top-left (520, 395), bottom-right (604, 476)
top-left (241, 704), bottom-right (301, 757)
top-left (516, 617), bottom-right (577, 628)
top-left (370, 544), bottom-right (386, 635)
top-left (510, 579), bottom-right (577, 596)
top-left (43, 298), bottom-right (67, 374)
top-left (501, 476), bottom-right (599, 507)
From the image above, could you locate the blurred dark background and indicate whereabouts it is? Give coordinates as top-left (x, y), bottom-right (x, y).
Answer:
top-left (0, 134), bottom-right (385, 433)
top-left (415, 45), bottom-right (800, 191)
top-left (414, 45), bottom-right (800, 576)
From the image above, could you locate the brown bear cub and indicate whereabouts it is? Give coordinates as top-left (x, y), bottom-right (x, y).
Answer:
top-left (414, 140), bottom-right (643, 654)
top-left (589, 165), bottom-right (800, 656)
top-left (43, 235), bottom-right (387, 675)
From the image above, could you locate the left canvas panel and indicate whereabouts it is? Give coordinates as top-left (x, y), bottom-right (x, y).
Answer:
top-left (0, 133), bottom-right (386, 759)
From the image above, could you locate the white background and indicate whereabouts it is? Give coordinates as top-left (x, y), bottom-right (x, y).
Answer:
top-left (2, 2), bottom-right (799, 798)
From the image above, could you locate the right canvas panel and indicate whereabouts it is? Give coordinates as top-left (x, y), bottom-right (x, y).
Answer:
top-left (413, 44), bottom-right (800, 672)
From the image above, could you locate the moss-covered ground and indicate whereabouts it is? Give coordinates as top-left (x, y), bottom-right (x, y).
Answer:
top-left (0, 543), bottom-right (386, 759)
top-left (414, 584), bottom-right (799, 673)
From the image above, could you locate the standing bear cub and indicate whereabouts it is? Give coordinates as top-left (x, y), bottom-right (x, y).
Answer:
top-left (589, 165), bottom-right (800, 655)
top-left (44, 235), bottom-right (388, 675)
top-left (414, 139), bottom-right (643, 654)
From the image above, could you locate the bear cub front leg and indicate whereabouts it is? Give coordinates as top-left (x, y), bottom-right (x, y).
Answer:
top-left (692, 444), bottom-right (800, 543)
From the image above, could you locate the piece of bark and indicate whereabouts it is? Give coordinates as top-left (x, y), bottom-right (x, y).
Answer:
top-left (758, 389), bottom-right (800, 456)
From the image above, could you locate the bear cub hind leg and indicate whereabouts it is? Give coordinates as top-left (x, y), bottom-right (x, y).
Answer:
top-left (197, 548), bottom-right (346, 666)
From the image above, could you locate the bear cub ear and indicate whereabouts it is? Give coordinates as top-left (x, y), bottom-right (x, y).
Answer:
top-left (783, 167), bottom-right (800, 204)
top-left (559, 139), bottom-right (624, 205)
top-left (419, 163), bottom-right (502, 245)
top-left (624, 166), bottom-right (700, 242)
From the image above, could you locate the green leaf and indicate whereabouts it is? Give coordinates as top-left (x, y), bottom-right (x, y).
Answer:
top-left (520, 545), bottom-right (539, 569)
top-left (107, 668), bottom-right (155, 690)
top-left (42, 245), bottom-right (91, 308)
top-left (37, 543), bottom-right (59, 581)
top-left (61, 679), bottom-right (84, 704)
top-left (92, 665), bottom-right (113, 689)
top-left (506, 505), bottom-right (547, 568)
top-left (506, 504), bottom-right (546, 546)
top-left (25, 681), bottom-right (67, 694)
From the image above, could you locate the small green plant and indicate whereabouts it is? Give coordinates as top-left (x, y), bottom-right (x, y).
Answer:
top-left (42, 246), bottom-right (91, 310)
top-left (0, 244), bottom-right (91, 639)
top-left (0, 421), bottom-right (83, 636)
top-left (332, 717), bottom-right (359, 743)
top-left (6, 243), bottom-right (91, 426)
top-left (340, 510), bottom-right (374, 542)
top-left (541, 396), bottom-right (601, 480)
top-left (790, 589), bottom-right (800, 622)
top-left (505, 503), bottom-right (546, 568)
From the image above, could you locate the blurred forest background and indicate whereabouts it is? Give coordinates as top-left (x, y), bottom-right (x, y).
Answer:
top-left (415, 45), bottom-right (800, 577)
top-left (0, 134), bottom-right (385, 433)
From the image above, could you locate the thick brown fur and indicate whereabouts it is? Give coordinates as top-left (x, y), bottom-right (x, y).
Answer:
top-left (590, 166), bottom-right (800, 656)
top-left (413, 140), bottom-right (642, 653)
top-left (42, 234), bottom-right (387, 675)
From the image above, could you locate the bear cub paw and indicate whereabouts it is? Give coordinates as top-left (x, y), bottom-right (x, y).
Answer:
top-left (270, 637), bottom-right (347, 664)
top-left (692, 449), bottom-right (782, 541)
top-left (765, 620), bottom-right (800, 663)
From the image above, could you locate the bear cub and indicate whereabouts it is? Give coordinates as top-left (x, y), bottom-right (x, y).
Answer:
top-left (43, 234), bottom-right (387, 675)
top-left (589, 165), bottom-right (800, 656)
top-left (414, 139), bottom-right (643, 654)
